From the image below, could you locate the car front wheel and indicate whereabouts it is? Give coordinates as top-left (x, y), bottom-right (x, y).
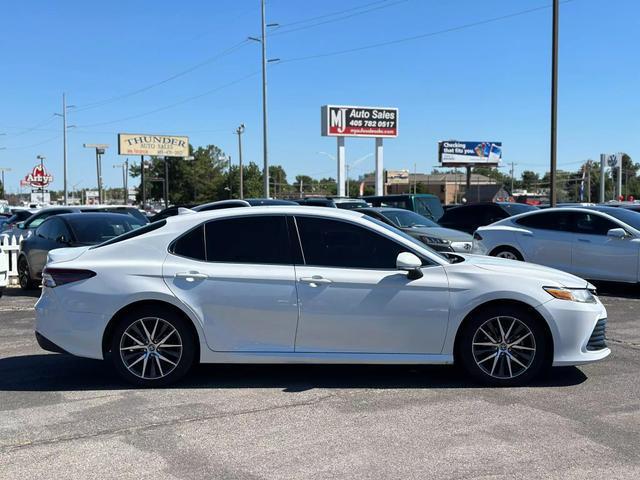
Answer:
top-left (110, 307), bottom-right (195, 387)
top-left (458, 306), bottom-right (548, 386)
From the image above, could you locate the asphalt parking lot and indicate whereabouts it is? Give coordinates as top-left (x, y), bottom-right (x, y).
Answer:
top-left (0, 287), bottom-right (639, 479)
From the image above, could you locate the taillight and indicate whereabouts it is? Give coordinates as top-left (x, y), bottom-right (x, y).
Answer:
top-left (473, 232), bottom-right (483, 241)
top-left (42, 268), bottom-right (96, 288)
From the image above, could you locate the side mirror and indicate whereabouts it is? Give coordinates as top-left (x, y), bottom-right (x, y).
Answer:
top-left (607, 228), bottom-right (627, 239)
top-left (396, 252), bottom-right (423, 280)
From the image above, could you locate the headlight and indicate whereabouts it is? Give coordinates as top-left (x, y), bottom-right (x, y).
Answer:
top-left (543, 287), bottom-right (597, 303)
top-left (420, 235), bottom-right (450, 245)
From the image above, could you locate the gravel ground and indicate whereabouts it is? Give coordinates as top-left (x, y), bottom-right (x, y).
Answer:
top-left (0, 286), bottom-right (639, 479)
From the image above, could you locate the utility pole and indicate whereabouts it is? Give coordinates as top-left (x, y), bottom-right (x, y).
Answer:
top-left (0, 168), bottom-right (11, 199)
top-left (510, 162), bottom-right (517, 194)
top-left (159, 156), bottom-right (169, 208)
top-left (228, 155), bottom-right (233, 198)
top-left (236, 124), bottom-right (245, 199)
top-left (549, 0), bottom-right (559, 207)
top-left (586, 160), bottom-right (591, 203)
top-left (141, 155), bottom-right (146, 210)
top-left (113, 160), bottom-right (129, 204)
top-left (55, 93), bottom-right (75, 205)
top-left (249, 1), bottom-right (278, 198)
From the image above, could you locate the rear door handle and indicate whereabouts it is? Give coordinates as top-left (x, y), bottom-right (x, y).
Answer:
top-left (577, 238), bottom-right (590, 243)
top-left (299, 276), bottom-right (332, 285)
top-left (175, 271), bottom-right (209, 281)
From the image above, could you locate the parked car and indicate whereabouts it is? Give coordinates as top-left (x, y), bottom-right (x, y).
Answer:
top-left (330, 197), bottom-right (369, 210)
top-left (600, 202), bottom-right (640, 214)
top-left (149, 205), bottom-right (197, 223)
top-left (474, 206), bottom-right (640, 283)
top-left (18, 212), bottom-right (147, 290)
top-left (150, 199), bottom-right (299, 221)
top-left (357, 207), bottom-right (473, 253)
top-left (438, 202), bottom-right (538, 234)
top-left (363, 194), bottom-right (444, 221)
top-left (3, 206), bottom-right (148, 239)
top-left (292, 197), bottom-right (337, 208)
top-left (0, 209), bottom-right (35, 231)
top-left (35, 206), bottom-right (609, 387)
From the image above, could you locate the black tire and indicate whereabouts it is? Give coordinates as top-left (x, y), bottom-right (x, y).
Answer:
top-left (110, 306), bottom-right (196, 387)
top-left (489, 246), bottom-right (524, 261)
top-left (0, 287), bottom-right (4, 298)
top-left (18, 257), bottom-right (38, 290)
top-left (457, 305), bottom-right (548, 387)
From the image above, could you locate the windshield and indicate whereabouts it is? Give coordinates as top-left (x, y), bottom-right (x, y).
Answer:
top-left (591, 207), bottom-right (640, 230)
top-left (68, 215), bottom-right (146, 245)
top-left (379, 210), bottom-right (438, 228)
top-left (363, 215), bottom-right (451, 264)
top-left (415, 197), bottom-right (444, 220)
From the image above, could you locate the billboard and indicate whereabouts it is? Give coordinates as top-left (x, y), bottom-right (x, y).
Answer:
top-left (321, 105), bottom-right (398, 138)
top-left (438, 141), bottom-right (502, 166)
top-left (118, 133), bottom-right (189, 157)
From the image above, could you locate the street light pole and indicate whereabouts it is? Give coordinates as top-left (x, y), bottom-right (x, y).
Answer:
top-left (236, 124), bottom-right (245, 199)
top-left (0, 168), bottom-right (11, 199)
top-left (83, 144), bottom-right (109, 205)
top-left (549, 0), bottom-right (559, 207)
top-left (62, 93), bottom-right (68, 205)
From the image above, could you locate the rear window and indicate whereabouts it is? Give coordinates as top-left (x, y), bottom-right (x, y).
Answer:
top-left (68, 215), bottom-right (145, 244)
top-left (500, 203), bottom-right (537, 216)
top-left (91, 220), bottom-right (166, 248)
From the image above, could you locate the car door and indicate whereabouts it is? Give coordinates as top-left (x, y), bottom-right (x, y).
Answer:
top-left (162, 215), bottom-right (300, 352)
top-left (512, 211), bottom-right (574, 272)
top-left (571, 211), bottom-right (640, 282)
top-left (292, 215), bottom-right (450, 354)
top-left (29, 218), bottom-right (72, 276)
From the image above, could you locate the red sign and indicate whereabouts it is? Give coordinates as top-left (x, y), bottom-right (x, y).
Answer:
top-left (322, 105), bottom-right (398, 138)
top-left (24, 164), bottom-right (53, 188)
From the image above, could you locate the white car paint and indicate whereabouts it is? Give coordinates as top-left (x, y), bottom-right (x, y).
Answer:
top-left (474, 207), bottom-right (640, 283)
top-left (35, 206), bottom-right (609, 372)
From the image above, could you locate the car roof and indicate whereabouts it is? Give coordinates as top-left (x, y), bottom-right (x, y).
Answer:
top-left (53, 212), bottom-right (143, 221)
top-left (356, 207), bottom-right (410, 213)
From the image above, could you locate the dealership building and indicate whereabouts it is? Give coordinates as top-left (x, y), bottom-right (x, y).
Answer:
top-left (362, 171), bottom-right (503, 204)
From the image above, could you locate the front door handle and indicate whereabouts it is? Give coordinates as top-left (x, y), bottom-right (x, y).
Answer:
top-left (299, 276), bottom-right (332, 285)
top-left (577, 238), bottom-right (590, 243)
top-left (175, 271), bottom-right (209, 281)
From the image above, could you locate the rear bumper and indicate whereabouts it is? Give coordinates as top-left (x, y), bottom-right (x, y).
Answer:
top-left (35, 331), bottom-right (69, 354)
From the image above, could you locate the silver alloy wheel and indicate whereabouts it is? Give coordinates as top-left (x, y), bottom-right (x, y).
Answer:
top-left (471, 316), bottom-right (536, 379)
top-left (495, 250), bottom-right (518, 260)
top-left (119, 317), bottom-right (183, 380)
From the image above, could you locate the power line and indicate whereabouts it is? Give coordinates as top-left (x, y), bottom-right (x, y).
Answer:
top-left (74, 40), bottom-right (251, 113)
top-left (271, 0), bottom-right (410, 37)
top-left (75, 71), bottom-right (259, 128)
top-left (280, 1), bottom-right (577, 64)
top-left (0, 115), bottom-right (56, 138)
top-left (2, 134), bottom-right (62, 150)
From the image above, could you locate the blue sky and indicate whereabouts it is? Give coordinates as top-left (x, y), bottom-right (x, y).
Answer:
top-left (1, 0), bottom-right (638, 193)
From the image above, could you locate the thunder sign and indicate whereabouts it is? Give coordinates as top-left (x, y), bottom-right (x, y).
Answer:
top-left (321, 105), bottom-right (398, 138)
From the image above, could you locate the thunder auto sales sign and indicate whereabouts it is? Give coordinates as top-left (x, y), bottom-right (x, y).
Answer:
top-left (321, 105), bottom-right (398, 138)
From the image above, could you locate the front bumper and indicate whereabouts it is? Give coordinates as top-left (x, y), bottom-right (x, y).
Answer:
top-left (537, 297), bottom-right (611, 366)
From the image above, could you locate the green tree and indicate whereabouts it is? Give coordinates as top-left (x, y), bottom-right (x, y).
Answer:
top-left (520, 170), bottom-right (540, 191)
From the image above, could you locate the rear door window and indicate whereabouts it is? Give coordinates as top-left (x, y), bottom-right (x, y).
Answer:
top-left (573, 212), bottom-right (618, 236)
top-left (171, 225), bottom-right (206, 261)
top-left (515, 211), bottom-right (574, 231)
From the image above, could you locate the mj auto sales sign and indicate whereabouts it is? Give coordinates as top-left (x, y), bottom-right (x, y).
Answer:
top-left (118, 133), bottom-right (190, 157)
top-left (321, 105), bottom-right (398, 138)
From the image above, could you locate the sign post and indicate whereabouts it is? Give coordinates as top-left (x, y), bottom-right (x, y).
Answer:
top-left (322, 105), bottom-right (398, 197)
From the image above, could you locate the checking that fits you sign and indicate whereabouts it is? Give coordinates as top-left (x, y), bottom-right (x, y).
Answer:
top-left (117, 133), bottom-right (190, 157)
top-left (321, 105), bottom-right (398, 138)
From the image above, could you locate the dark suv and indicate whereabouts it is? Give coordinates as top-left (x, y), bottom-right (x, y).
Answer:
top-left (438, 202), bottom-right (537, 234)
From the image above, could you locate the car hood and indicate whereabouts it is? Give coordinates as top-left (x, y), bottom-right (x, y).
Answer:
top-left (456, 254), bottom-right (590, 289)
top-left (404, 226), bottom-right (472, 241)
top-left (46, 246), bottom-right (91, 265)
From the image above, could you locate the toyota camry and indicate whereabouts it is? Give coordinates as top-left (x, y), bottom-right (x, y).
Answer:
top-left (35, 206), bottom-right (610, 387)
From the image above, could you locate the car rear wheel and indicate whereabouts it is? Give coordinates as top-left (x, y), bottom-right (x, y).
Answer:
top-left (458, 306), bottom-right (548, 386)
top-left (18, 257), bottom-right (38, 290)
top-left (110, 307), bottom-right (195, 387)
top-left (490, 246), bottom-right (523, 261)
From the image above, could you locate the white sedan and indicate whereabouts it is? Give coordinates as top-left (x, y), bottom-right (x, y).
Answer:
top-left (35, 206), bottom-right (609, 387)
top-left (474, 206), bottom-right (640, 283)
